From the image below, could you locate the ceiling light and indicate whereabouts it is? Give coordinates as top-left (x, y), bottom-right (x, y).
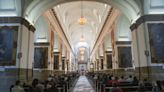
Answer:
top-left (80, 50), bottom-right (85, 54)
top-left (78, 0), bottom-right (87, 25)
top-left (79, 47), bottom-right (85, 51)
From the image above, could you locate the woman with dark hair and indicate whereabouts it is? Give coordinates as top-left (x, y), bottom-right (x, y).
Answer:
top-left (137, 82), bottom-right (146, 92)
top-left (31, 78), bottom-right (39, 92)
top-left (132, 76), bottom-right (139, 86)
top-left (32, 78), bottom-right (39, 88)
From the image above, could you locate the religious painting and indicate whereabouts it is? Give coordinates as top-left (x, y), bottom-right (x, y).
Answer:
top-left (0, 26), bottom-right (18, 66)
top-left (107, 54), bottom-right (112, 69)
top-left (118, 47), bottom-right (132, 68)
top-left (54, 54), bottom-right (59, 69)
top-left (101, 58), bottom-right (104, 70)
top-left (62, 59), bottom-right (65, 70)
top-left (148, 23), bottom-right (164, 63)
top-left (34, 47), bottom-right (48, 68)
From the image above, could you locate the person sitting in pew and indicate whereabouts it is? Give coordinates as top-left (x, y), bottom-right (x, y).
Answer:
top-left (126, 75), bottom-right (133, 82)
top-left (152, 81), bottom-right (161, 92)
top-left (118, 76), bottom-right (125, 83)
top-left (11, 80), bottom-right (25, 92)
top-left (161, 80), bottom-right (164, 92)
top-left (35, 81), bottom-right (44, 92)
top-left (47, 83), bottom-right (58, 92)
top-left (132, 76), bottom-right (139, 85)
top-left (143, 78), bottom-right (152, 86)
top-left (108, 76), bottom-right (119, 85)
top-left (110, 83), bottom-right (123, 92)
top-left (137, 82), bottom-right (146, 92)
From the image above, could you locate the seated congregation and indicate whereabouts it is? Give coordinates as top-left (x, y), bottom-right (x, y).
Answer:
top-left (87, 72), bottom-right (164, 92)
top-left (10, 72), bottom-right (79, 92)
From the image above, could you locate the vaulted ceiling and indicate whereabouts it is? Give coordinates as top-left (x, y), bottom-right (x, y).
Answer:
top-left (53, 1), bottom-right (111, 61)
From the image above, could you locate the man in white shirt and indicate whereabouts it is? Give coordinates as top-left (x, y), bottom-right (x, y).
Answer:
top-left (12, 80), bottom-right (25, 92)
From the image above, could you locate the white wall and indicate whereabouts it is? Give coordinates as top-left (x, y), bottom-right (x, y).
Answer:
top-left (34, 15), bottom-right (49, 43)
top-left (0, 0), bottom-right (21, 16)
top-left (116, 15), bottom-right (131, 41)
top-left (144, 0), bottom-right (164, 14)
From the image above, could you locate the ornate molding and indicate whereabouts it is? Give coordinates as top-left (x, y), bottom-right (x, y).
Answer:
top-left (0, 17), bottom-right (35, 32)
top-left (130, 14), bottom-right (164, 31)
top-left (105, 51), bottom-right (112, 53)
top-left (34, 42), bottom-right (50, 46)
top-left (116, 41), bottom-right (131, 45)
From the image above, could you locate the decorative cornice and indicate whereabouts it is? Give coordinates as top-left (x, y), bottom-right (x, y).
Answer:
top-left (105, 51), bottom-right (112, 53)
top-left (116, 41), bottom-right (131, 45)
top-left (78, 62), bottom-right (87, 64)
top-left (130, 14), bottom-right (164, 31)
top-left (34, 42), bottom-right (50, 46)
top-left (53, 52), bottom-right (60, 55)
top-left (99, 56), bottom-right (104, 58)
top-left (62, 57), bottom-right (66, 59)
top-left (0, 17), bottom-right (35, 32)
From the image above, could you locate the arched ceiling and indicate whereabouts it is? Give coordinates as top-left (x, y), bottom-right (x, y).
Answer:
top-left (53, 1), bottom-right (111, 56)
top-left (24, 0), bottom-right (141, 62)
top-left (25, 0), bottom-right (141, 25)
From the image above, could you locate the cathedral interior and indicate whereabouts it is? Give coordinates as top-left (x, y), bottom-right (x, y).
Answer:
top-left (0, 0), bottom-right (164, 92)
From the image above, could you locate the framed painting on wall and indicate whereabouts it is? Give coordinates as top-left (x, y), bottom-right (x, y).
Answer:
top-left (54, 54), bottom-right (59, 69)
top-left (107, 54), bottom-right (112, 69)
top-left (0, 26), bottom-right (18, 66)
top-left (148, 23), bottom-right (164, 63)
top-left (118, 47), bottom-right (132, 68)
top-left (34, 47), bottom-right (48, 68)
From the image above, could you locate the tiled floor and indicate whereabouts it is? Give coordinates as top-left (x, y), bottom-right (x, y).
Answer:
top-left (73, 76), bottom-right (95, 92)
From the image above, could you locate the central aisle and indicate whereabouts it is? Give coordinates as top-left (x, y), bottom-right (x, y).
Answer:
top-left (73, 76), bottom-right (95, 92)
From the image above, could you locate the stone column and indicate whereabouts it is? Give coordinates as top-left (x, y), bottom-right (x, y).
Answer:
top-left (58, 44), bottom-right (62, 71)
top-left (130, 15), bottom-right (164, 81)
top-left (0, 17), bottom-right (35, 91)
top-left (17, 18), bottom-right (35, 82)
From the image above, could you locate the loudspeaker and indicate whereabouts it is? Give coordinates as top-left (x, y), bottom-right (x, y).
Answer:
top-left (18, 52), bottom-right (22, 59)
top-left (145, 50), bottom-right (149, 56)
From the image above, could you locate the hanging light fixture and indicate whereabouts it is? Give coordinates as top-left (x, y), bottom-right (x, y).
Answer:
top-left (78, 0), bottom-right (87, 25)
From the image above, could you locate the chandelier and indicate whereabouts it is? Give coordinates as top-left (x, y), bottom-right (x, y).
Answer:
top-left (79, 47), bottom-right (85, 51)
top-left (78, 0), bottom-right (87, 25)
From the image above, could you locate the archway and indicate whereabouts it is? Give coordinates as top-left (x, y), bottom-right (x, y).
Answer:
top-left (25, 0), bottom-right (141, 79)
top-left (25, 0), bottom-right (141, 25)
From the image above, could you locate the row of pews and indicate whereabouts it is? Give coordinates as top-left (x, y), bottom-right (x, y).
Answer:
top-left (11, 73), bottom-right (80, 92)
top-left (87, 74), bottom-right (153, 92)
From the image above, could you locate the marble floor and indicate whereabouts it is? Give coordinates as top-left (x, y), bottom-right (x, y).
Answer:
top-left (73, 76), bottom-right (95, 92)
